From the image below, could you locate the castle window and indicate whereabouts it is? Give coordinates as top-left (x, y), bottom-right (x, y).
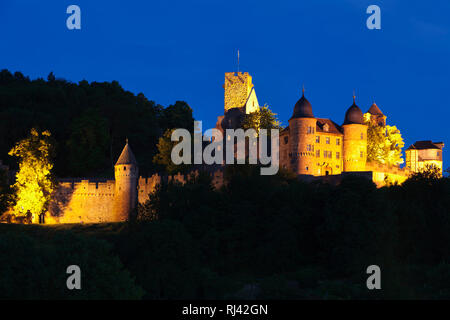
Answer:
top-left (307, 126), bottom-right (314, 134)
top-left (336, 152), bottom-right (340, 159)
top-left (323, 123), bottom-right (329, 132)
top-left (307, 144), bottom-right (314, 152)
top-left (437, 151), bottom-right (440, 157)
top-left (316, 136), bottom-right (320, 143)
top-left (360, 151), bottom-right (364, 158)
top-left (361, 133), bottom-right (364, 140)
top-left (124, 166), bottom-right (126, 171)
top-left (316, 150), bottom-right (320, 157)
top-left (326, 137), bottom-right (330, 144)
top-left (336, 138), bottom-right (340, 145)
top-left (284, 136), bottom-right (288, 144)
top-left (306, 166), bottom-right (309, 171)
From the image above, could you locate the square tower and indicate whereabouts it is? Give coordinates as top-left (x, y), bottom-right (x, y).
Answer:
top-left (223, 72), bottom-right (259, 114)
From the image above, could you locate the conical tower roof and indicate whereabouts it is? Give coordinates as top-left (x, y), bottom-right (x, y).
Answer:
top-left (115, 140), bottom-right (137, 165)
top-left (368, 102), bottom-right (383, 116)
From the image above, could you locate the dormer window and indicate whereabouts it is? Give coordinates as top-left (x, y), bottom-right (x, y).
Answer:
top-left (323, 123), bottom-right (329, 132)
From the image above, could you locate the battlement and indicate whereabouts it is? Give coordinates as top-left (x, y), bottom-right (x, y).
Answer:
top-left (224, 72), bottom-right (254, 112)
top-left (59, 179), bottom-right (115, 196)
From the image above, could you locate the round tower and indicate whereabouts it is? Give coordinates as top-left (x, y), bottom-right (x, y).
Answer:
top-left (288, 89), bottom-right (317, 175)
top-left (113, 139), bottom-right (138, 221)
top-left (342, 97), bottom-right (368, 172)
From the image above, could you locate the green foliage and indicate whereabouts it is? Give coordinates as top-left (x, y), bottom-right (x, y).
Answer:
top-left (0, 167), bottom-right (12, 215)
top-left (0, 228), bottom-right (144, 299)
top-left (8, 128), bottom-right (56, 219)
top-left (66, 108), bottom-right (110, 176)
top-left (0, 70), bottom-right (194, 177)
top-left (1, 168), bottom-right (449, 299)
top-left (152, 129), bottom-right (192, 174)
top-left (241, 105), bottom-right (281, 134)
top-left (364, 113), bottom-right (404, 166)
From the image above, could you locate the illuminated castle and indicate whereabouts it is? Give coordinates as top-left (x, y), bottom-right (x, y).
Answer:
top-left (26, 70), bottom-right (445, 224)
top-left (216, 71), bottom-right (444, 186)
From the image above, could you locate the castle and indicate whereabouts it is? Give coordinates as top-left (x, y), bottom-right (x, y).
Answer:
top-left (216, 71), bottom-right (444, 187)
top-left (11, 71), bottom-right (445, 224)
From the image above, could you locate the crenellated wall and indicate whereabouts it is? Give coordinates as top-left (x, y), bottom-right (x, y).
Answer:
top-left (44, 170), bottom-right (226, 224)
top-left (46, 179), bottom-right (115, 224)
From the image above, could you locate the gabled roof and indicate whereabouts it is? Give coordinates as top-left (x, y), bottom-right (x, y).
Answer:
top-left (406, 140), bottom-right (442, 151)
top-left (116, 141), bottom-right (137, 165)
top-left (316, 118), bottom-right (343, 134)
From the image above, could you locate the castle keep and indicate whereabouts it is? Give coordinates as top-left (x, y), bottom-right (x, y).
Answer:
top-left (28, 70), bottom-right (444, 224)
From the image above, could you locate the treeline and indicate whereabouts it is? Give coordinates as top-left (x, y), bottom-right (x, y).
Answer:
top-left (0, 168), bottom-right (449, 299)
top-left (0, 69), bottom-right (194, 177)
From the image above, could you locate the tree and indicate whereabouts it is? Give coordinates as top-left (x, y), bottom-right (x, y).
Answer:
top-left (242, 105), bottom-right (281, 135)
top-left (153, 129), bottom-right (191, 174)
top-left (8, 128), bottom-right (56, 222)
top-left (407, 164), bottom-right (442, 182)
top-left (160, 101), bottom-right (195, 133)
top-left (364, 113), bottom-right (404, 166)
top-left (0, 167), bottom-right (12, 215)
top-left (66, 108), bottom-right (110, 176)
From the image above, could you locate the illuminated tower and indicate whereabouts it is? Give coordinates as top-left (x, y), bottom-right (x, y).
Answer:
top-left (342, 96), bottom-right (368, 172)
top-left (288, 89), bottom-right (317, 175)
top-left (367, 102), bottom-right (386, 126)
top-left (223, 72), bottom-right (259, 114)
top-left (113, 140), bottom-right (138, 221)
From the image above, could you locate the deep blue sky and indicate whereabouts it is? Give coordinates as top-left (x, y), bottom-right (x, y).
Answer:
top-left (0, 0), bottom-right (448, 169)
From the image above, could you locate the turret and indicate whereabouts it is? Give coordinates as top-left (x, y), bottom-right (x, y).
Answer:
top-left (288, 88), bottom-right (316, 175)
top-left (342, 96), bottom-right (368, 172)
top-left (367, 102), bottom-right (386, 126)
top-left (113, 139), bottom-right (138, 221)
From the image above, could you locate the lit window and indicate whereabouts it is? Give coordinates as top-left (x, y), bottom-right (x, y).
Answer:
top-left (326, 137), bottom-right (330, 144)
top-left (316, 136), bottom-right (320, 143)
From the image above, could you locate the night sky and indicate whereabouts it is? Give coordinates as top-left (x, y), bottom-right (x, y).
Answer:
top-left (1, 0), bottom-right (448, 168)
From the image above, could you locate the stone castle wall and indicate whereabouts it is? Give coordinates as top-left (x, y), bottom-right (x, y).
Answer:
top-left (46, 179), bottom-right (115, 224)
top-left (44, 170), bottom-right (225, 224)
top-left (224, 72), bottom-right (253, 112)
top-left (365, 162), bottom-right (411, 187)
